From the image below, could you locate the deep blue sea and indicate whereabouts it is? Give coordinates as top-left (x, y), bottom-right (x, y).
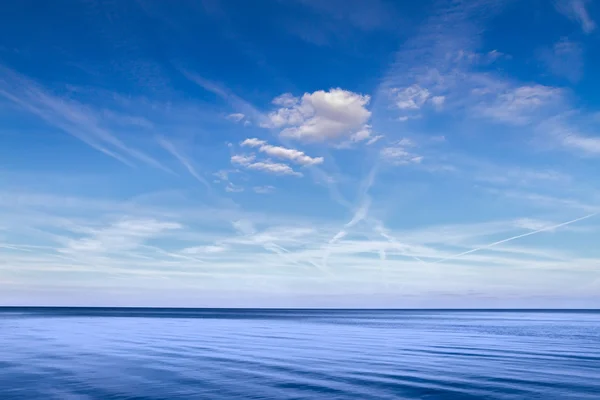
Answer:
top-left (1, 309), bottom-right (599, 399)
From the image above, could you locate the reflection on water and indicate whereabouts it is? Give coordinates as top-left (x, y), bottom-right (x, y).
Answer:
top-left (1, 309), bottom-right (599, 399)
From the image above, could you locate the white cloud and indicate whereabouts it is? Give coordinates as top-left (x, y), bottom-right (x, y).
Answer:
top-left (560, 133), bottom-right (600, 155)
top-left (392, 84), bottom-right (430, 110)
top-left (380, 144), bottom-right (423, 166)
top-left (213, 170), bottom-right (231, 181)
top-left (240, 138), bottom-right (265, 147)
top-left (225, 183), bottom-right (244, 193)
top-left (231, 154), bottom-right (256, 165)
top-left (556, 0), bottom-right (596, 33)
top-left (478, 85), bottom-right (563, 125)
top-left (366, 135), bottom-right (384, 145)
top-left (254, 186), bottom-right (275, 194)
top-left (246, 161), bottom-right (303, 177)
top-left (231, 154), bottom-right (302, 177)
top-left (431, 95), bottom-right (445, 107)
top-left (181, 245), bottom-right (227, 254)
top-left (335, 126), bottom-right (384, 148)
top-left (263, 88), bottom-right (373, 143)
top-left (241, 138), bottom-right (324, 166)
top-left (227, 113), bottom-right (245, 122)
top-left (514, 218), bottom-right (553, 231)
top-left (61, 218), bottom-right (181, 255)
top-left (350, 125), bottom-right (372, 142)
top-left (272, 93), bottom-right (299, 107)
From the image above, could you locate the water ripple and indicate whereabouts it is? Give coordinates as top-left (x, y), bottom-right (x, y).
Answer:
top-left (1, 309), bottom-right (599, 399)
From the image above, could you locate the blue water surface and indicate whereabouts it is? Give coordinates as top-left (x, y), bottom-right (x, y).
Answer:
top-left (1, 308), bottom-right (599, 399)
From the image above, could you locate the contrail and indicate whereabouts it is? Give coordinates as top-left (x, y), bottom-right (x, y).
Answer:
top-left (430, 212), bottom-right (598, 264)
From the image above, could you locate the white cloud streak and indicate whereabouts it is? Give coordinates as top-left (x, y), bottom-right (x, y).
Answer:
top-left (430, 212), bottom-right (598, 264)
top-left (241, 138), bottom-right (324, 166)
top-left (555, 0), bottom-right (596, 33)
top-left (227, 113), bottom-right (245, 122)
top-left (157, 137), bottom-right (211, 189)
top-left (0, 65), bottom-right (168, 171)
top-left (231, 154), bottom-right (302, 177)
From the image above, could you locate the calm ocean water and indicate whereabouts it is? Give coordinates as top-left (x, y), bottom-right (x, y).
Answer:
top-left (1, 309), bottom-right (599, 399)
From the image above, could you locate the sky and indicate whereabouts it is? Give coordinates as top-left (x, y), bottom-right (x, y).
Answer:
top-left (1, 0), bottom-right (600, 308)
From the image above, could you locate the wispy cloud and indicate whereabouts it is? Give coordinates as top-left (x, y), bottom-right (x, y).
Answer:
top-left (157, 136), bottom-right (211, 189)
top-left (476, 85), bottom-right (564, 125)
top-left (392, 84), bottom-right (431, 110)
top-left (539, 116), bottom-right (600, 157)
top-left (283, 0), bottom-right (401, 46)
top-left (253, 186), bottom-right (275, 194)
top-left (380, 139), bottom-right (423, 165)
top-left (555, 0), bottom-right (596, 33)
top-left (181, 70), bottom-right (265, 123)
top-left (60, 218), bottom-right (182, 255)
top-left (0, 65), bottom-right (168, 171)
top-left (225, 183), bottom-right (244, 193)
top-left (538, 38), bottom-right (584, 82)
top-left (226, 113), bottom-right (246, 122)
top-left (430, 212), bottom-right (598, 264)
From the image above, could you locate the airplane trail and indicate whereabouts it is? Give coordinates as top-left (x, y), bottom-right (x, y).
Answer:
top-left (430, 212), bottom-right (598, 264)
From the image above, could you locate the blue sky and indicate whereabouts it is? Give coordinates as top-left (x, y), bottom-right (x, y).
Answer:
top-left (1, 0), bottom-right (600, 307)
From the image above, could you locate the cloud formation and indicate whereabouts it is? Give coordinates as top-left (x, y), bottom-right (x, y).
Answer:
top-left (253, 186), bottom-right (275, 194)
top-left (263, 88), bottom-right (374, 143)
top-left (226, 113), bottom-right (245, 122)
top-left (380, 139), bottom-right (423, 165)
top-left (555, 0), bottom-right (596, 33)
top-left (393, 84), bottom-right (431, 110)
top-left (0, 65), bottom-right (167, 171)
top-left (477, 85), bottom-right (563, 125)
top-left (241, 138), bottom-right (324, 166)
top-left (231, 154), bottom-right (302, 177)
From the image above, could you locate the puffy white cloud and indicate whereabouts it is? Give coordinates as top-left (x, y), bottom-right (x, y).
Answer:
top-left (241, 138), bottom-right (324, 166)
top-left (263, 88), bottom-right (374, 143)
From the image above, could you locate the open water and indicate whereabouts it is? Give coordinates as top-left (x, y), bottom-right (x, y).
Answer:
top-left (1, 308), bottom-right (599, 399)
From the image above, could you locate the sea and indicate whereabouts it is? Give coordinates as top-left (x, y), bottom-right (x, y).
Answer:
top-left (1, 308), bottom-right (599, 399)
